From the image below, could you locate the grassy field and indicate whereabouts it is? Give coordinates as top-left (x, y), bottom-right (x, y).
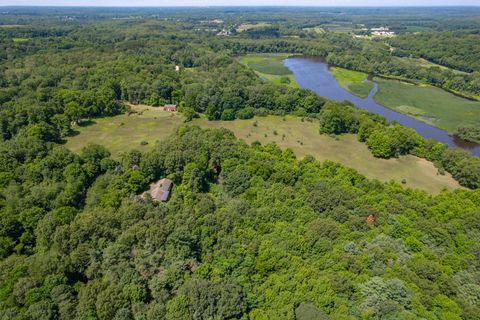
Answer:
top-left (12, 38), bottom-right (30, 43)
top-left (404, 26), bottom-right (434, 32)
top-left (0, 25), bottom-right (25, 28)
top-left (322, 23), bottom-right (355, 33)
top-left (394, 56), bottom-right (468, 74)
top-left (65, 108), bottom-right (460, 194)
top-left (303, 26), bottom-right (325, 34)
top-left (373, 78), bottom-right (480, 132)
top-left (65, 105), bottom-right (184, 159)
top-left (236, 23), bottom-right (271, 32)
top-left (240, 54), bottom-right (298, 87)
top-left (330, 67), bottom-right (374, 98)
top-left (194, 116), bottom-right (460, 193)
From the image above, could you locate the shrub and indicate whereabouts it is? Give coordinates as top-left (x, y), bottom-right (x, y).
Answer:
top-left (236, 107), bottom-right (255, 119)
top-left (220, 109), bottom-right (236, 121)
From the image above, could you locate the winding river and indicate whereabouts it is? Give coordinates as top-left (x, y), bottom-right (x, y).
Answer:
top-left (283, 56), bottom-right (480, 156)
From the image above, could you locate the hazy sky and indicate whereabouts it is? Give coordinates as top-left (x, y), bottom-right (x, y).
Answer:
top-left (1, 0), bottom-right (479, 6)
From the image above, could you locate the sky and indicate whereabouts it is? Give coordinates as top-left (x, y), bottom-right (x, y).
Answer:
top-left (1, 0), bottom-right (479, 6)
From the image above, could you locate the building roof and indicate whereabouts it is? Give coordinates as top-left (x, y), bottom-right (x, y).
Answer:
top-left (148, 178), bottom-right (173, 202)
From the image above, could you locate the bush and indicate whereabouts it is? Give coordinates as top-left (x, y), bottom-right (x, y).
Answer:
top-left (254, 107), bottom-right (269, 117)
top-left (366, 130), bottom-right (393, 158)
top-left (182, 107), bottom-right (198, 122)
top-left (455, 124), bottom-right (480, 143)
top-left (236, 107), bottom-right (255, 119)
top-left (279, 76), bottom-right (291, 84)
top-left (221, 109), bottom-right (236, 121)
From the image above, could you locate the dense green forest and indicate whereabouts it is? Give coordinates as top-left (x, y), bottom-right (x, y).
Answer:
top-left (0, 7), bottom-right (479, 320)
top-left (388, 32), bottom-right (480, 73)
top-left (2, 126), bottom-right (480, 320)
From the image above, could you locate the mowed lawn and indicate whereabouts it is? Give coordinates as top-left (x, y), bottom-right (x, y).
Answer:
top-left (330, 67), bottom-right (374, 98)
top-left (65, 105), bottom-right (184, 159)
top-left (194, 116), bottom-right (460, 194)
top-left (374, 78), bottom-right (480, 133)
top-left (239, 54), bottom-right (298, 87)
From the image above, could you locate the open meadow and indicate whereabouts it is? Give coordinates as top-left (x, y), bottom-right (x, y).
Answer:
top-left (393, 56), bottom-right (468, 74)
top-left (330, 67), bottom-right (374, 98)
top-left (65, 105), bottom-right (184, 158)
top-left (373, 78), bottom-right (480, 133)
top-left (66, 107), bottom-right (461, 194)
top-left (236, 22), bottom-right (271, 32)
top-left (239, 54), bottom-right (298, 87)
top-left (195, 116), bottom-right (460, 193)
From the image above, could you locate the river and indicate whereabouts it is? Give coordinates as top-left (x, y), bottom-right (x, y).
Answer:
top-left (283, 56), bottom-right (480, 156)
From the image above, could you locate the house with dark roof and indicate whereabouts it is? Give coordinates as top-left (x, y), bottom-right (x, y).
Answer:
top-left (146, 178), bottom-right (172, 202)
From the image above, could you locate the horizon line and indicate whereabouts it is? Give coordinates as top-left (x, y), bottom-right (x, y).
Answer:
top-left (1, 5), bottom-right (480, 8)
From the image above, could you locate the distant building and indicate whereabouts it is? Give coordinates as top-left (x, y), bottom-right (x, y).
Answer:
top-left (217, 29), bottom-right (231, 36)
top-left (163, 104), bottom-right (177, 111)
top-left (371, 31), bottom-right (395, 36)
top-left (146, 178), bottom-right (172, 202)
top-left (371, 27), bottom-right (389, 31)
top-left (175, 65), bottom-right (180, 72)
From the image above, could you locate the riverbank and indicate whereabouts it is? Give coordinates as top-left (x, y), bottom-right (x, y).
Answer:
top-left (316, 64), bottom-right (480, 138)
top-left (238, 54), bottom-right (299, 87)
top-left (283, 56), bottom-right (480, 156)
top-left (329, 67), bottom-right (373, 98)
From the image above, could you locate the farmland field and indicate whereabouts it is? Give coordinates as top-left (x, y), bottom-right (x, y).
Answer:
top-left (373, 77), bottom-right (480, 132)
top-left (330, 67), bottom-right (374, 98)
top-left (240, 54), bottom-right (298, 87)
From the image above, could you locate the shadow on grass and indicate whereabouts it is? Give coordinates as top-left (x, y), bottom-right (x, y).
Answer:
top-left (78, 119), bottom-right (97, 127)
top-left (61, 120), bottom-right (98, 141)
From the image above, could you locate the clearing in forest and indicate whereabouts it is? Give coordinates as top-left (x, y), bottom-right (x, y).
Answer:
top-left (236, 22), bottom-right (271, 32)
top-left (65, 109), bottom-right (460, 194)
top-left (195, 116), bottom-right (460, 194)
top-left (65, 105), bottom-right (184, 158)
top-left (393, 56), bottom-right (468, 74)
